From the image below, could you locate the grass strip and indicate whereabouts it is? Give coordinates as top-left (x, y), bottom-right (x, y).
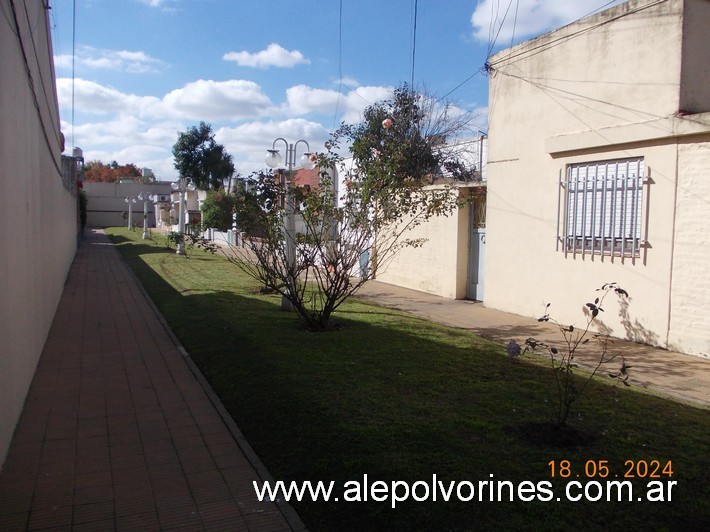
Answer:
top-left (107, 227), bottom-right (709, 531)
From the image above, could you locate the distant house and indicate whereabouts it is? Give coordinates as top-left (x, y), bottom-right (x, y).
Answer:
top-left (485, 0), bottom-right (710, 357)
top-left (83, 181), bottom-right (173, 228)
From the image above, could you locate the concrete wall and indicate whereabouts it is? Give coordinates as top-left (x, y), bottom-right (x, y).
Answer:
top-left (667, 135), bottom-right (710, 356)
top-left (485, 0), bottom-right (710, 356)
top-left (83, 181), bottom-right (173, 228)
top-left (376, 189), bottom-right (473, 299)
top-left (679, 0), bottom-right (710, 113)
top-left (0, 1), bottom-right (78, 466)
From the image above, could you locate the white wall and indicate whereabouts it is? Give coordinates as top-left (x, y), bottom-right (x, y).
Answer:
top-left (0, 1), bottom-right (78, 466)
top-left (83, 181), bottom-right (173, 228)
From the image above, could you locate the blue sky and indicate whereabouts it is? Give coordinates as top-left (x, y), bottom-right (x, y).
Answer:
top-left (50, 0), bottom-right (624, 180)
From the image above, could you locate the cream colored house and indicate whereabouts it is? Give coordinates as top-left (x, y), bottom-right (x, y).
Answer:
top-left (485, 0), bottom-right (710, 357)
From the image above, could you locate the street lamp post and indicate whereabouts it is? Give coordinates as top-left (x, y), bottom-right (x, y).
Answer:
top-left (124, 196), bottom-right (137, 229)
top-left (137, 192), bottom-right (153, 239)
top-left (171, 177), bottom-right (196, 255)
top-left (264, 138), bottom-right (316, 311)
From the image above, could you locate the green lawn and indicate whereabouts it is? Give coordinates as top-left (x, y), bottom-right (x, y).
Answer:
top-left (107, 227), bottom-right (709, 531)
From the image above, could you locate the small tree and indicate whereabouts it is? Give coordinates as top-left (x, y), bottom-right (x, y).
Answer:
top-left (200, 189), bottom-right (237, 231)
top-left (225, 86), bottom-right (479, 331)
top-left (173, 122), bottom-right (235, 190)
top-left (507, 283), bottom-right (632, 428)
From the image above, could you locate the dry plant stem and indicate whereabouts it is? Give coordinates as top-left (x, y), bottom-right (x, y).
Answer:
top-left (531, 283), bottom-right (627, 427)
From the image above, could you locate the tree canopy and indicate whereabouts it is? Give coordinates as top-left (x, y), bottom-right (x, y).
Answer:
top-left (84, 160), bottom-right (144, 182)
top-left (172, 122), bottom-right (235, 190)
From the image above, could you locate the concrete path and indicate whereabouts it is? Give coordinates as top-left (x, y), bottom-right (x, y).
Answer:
top-left (0, 229), bottom-right (302, 531)
top-left (356, 281), bottom-right (710, 407)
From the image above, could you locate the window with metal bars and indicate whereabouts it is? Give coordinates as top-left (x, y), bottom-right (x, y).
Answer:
top-left (558, 158), bottom-right (645, 258)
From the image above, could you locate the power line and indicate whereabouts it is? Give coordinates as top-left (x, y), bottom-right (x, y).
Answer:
top-left (410, 0), bottom-right (418, 89)
top-left (488, 0), bottom-right (669, 68)
top-left (486, 0), bottom-right (515, 59)
top-left (22, 0), bottom-right (60, 141)
top-left (436, 69), bottom-right (484, 104)
top-left (7, 0), bottom-right (63, 177)
top-left (72, 0), bottom-right (76, 150)
top-left (507, 0), bottom-right (520, 52)
top-left (332, 0), bottom-right (343, 129)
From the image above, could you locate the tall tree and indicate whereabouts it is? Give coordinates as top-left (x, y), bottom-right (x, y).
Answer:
top-left (172, 122), bottom-right (235, 190)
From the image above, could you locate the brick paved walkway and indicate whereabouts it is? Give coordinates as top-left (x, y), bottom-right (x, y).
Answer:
top-left (0, 229), bottom-right (302, 531)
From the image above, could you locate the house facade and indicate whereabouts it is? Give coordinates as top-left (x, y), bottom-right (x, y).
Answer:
top-left (485, 0), bottom-right (710, 357)
top-left (83, 181), bottom-right (174, 228)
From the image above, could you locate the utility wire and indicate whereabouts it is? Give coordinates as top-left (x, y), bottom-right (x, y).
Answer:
top-left (7, 0), bottom-right (62, 176)
top-left (22, 0), bottom-right (60, 141)
top-left (332, 0), bottom-right (343, 129)
top-left (72, 0), bottom-right (76, 150)
top-left (488, 0), bottom-right (669, 68)
top-left (486, 0), bottom-right (515, 59)
top-left (507, 0), bottom-right (520, 52)
top-left (410, 0), bottom-right (418, 89)
top-left (485, 0), bottom-right (669, 133)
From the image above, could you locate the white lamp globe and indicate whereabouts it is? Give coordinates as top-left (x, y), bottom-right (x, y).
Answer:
top-left (300, 152), bottom-right (316, 170)
top-left (265, 149), bottom-right (282, 168)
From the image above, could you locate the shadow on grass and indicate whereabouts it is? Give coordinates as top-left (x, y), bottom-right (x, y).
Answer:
top-left (108, 230), bottom-right (710, 531)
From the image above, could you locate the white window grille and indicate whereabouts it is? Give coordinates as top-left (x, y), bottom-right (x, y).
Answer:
top-left (558, 158), bottom-right (645, 258)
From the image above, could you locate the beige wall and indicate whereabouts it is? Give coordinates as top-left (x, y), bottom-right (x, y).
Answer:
top-left (667, 136), bottom-right (710, 356)
top-left (679, 0), bottom-right (710, 113)
top-left (0, 2), bottom-right (78, 465)
top-left (377, 189), bottom-right (473, 299)
top-left (485, 0), bottom-right (710, 356)
top-left (83, 181), bottom-right (173, 228)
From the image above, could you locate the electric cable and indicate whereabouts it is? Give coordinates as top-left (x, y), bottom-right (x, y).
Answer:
top-left (8, 0), bottom-right (63, 177)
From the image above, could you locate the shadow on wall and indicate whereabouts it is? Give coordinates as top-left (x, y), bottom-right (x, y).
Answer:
top-left (590, 295), bottom-right (661, 349)
top-left (618, 296), bottom-right (660, 347)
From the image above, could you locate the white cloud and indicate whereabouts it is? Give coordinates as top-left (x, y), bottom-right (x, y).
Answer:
top-left (61, 114), bottom-right (181, 179)
top-left (281, 84), bottom-right (392, 124)
top-left (216, 119), bottom-right (330, 174)
top-left (470, 0), bottom-right (625, 45)
top-left (58, 78), bottom-right (272, 121)
top-left (54, 46), bottom-right (166, 74)
top-left (341, 86), bottom-right (392, 123)
top-left (338, 77), bottom-right (360, 88)
top-left (223, 43), bottom-right (310, 69)
top-left (54, 75), bottom-right (391, 180)
top-left (162, 79), bottom-right (272, 120)
top-left (286, 85), bottom-right (340, 115)
top-left (56, 78), bottom-right (160, 115)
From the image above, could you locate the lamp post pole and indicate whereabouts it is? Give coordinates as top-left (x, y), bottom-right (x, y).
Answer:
top-left (137, 192), bottom-right (154, 239)
top-left (264, 138), bottom-right (316, 311)
top-left (171, 177), bottom-right (196, 255)
top-left (124, 196), bottom-right (137, 229)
